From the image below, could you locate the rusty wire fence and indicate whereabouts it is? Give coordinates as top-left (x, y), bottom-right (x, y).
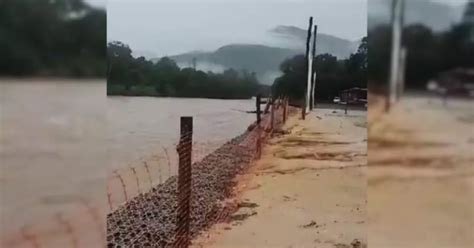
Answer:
top-left (1, 97), bottom-right (294, 248)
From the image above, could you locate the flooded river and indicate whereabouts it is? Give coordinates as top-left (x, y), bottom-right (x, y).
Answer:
top-left (0, 79), bottom-right (255, 236)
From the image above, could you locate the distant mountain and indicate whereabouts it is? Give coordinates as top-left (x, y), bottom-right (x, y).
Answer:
top-left (151, 27), bottom-right (362, 85)
top-left (368, 0), bottom-right (466, 31)
top-left (162, 44), bottom-right (299, 85)
top-left (270, 25), bottom-right (360, 58)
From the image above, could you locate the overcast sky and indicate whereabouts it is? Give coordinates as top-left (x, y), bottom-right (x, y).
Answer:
top-left (105, 0), bottom-right (368, 58)
top-left (95, 0), bottom-right (469, 58)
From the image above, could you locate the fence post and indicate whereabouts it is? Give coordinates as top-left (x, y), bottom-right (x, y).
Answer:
top-left (283, 97), bottom-right (287, 123)
top-left (263, 96), bottom-right (271, 114)
top-left (175, 116), bottom-right (193, 248)
top-left (256, 127), bottom-right (262, 159)
top-left (270, 98), bottom-right (275, 131)
top-left (256, 94), bottom-right (262, 158)
top-left (256, 94), bottom-right (261, 125)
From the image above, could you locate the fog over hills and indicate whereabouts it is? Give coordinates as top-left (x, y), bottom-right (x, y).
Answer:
top-left (163, 44), bottom-right (299, 85)
top-left (109, 0), bottom-right (367, 85)
top-left (270, 25), bottom-right (361, 58)
top-left (152, 26), bottom-right (362, 85)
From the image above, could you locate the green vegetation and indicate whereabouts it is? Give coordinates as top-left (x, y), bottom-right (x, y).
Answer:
top-left (272, 37), bottom-right (367, 101)
top-left (108, 41), bottom-right (261, 99)
top-left (368, 22), bottom-right (474, 89)
top-left (0, 0), bottom-right (106, 77)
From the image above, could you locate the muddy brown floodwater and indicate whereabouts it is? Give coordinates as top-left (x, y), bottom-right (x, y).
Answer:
top-left (0, 79), bottom-right (256, 242)
top-left (368, 94), bottom-right (474, 248)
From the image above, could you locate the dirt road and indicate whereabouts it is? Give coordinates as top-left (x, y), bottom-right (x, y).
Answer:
top-left (368, 95), bottom-right (474, 248)
top-left (193, 108), bottom-right (367, 248)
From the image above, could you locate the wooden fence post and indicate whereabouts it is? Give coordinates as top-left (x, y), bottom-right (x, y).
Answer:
top-left (263, 96), bottom-right (271, 114)
top-left (270, 98), bottom-right (275, 131)
top-left (256, 94), bottom-right (261, 125)
top-left (256, 95), bottom-right (262, 158)
top-left (175, 116), bottom-right (193, 248)
top-left (256, 127), bottom-right (262, 159)
top-left (283, 97), bottom-right (287, 123)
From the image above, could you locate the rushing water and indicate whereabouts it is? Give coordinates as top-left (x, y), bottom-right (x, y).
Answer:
top-left (107, 95), bottom-right (256, 170)
top-left (0, 79), bottom-right (256, 235)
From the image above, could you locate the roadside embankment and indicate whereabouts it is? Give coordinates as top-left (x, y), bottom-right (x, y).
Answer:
top-left (193, 108), bottom-right (368, 248)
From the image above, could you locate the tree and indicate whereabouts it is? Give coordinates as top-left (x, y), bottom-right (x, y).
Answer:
top-left (346, 37), bottom-right (368, 88)
top-left (107, 41), bottom-right (134, 89)
top-left (0, 0), bottom-right (105, 77)
top-left (106, 41), bottom-right (262, 99)
top-left (272, 39), bottom-right (368, 102)
top-left (272, 55), bottom-right (307, 99)
top-left (368, 22), bottom-right (474, 90)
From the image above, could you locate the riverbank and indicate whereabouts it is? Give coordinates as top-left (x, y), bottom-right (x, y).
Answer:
top-left (106, 100), bottom-right (291, 247)
top-left (193, 108), bottom-right (367, 248)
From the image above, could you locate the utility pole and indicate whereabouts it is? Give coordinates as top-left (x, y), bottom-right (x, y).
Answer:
top-left (310, 25), bottom-right (318, 110)
top-left (302, 16), bottom-right (313, 120)
top-left (397, 47), bottom-right (407, 100)
top-left (386, 0), bottom-right (404, 111)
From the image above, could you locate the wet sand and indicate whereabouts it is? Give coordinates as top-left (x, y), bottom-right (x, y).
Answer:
top-left (193, 108), bottom-right (367, 248)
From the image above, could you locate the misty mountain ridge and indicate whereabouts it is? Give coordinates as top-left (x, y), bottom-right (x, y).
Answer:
top-left (270, 25), bottom-right (361, 58)
top-left (151, 27), bottom-right (362, 85)
top-left (159, 44), bottom-right (299, 84)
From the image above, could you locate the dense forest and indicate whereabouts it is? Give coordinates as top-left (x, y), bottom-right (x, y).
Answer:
top-left (0, 0), bottom-right (106, 77)
top-left (107, 41), bottom-right (262, 99)
top-left (272, 37), bottom-right (367, 102)
top-left (368, 22), bottom-right (473, 89)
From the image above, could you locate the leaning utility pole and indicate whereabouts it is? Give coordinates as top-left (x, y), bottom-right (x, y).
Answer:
top-left (302, 16), bottom-right (313, 120)
top-left (386, 0), bottom-right (404, 111)
top-left (310, 25), bottom-right (318, 110)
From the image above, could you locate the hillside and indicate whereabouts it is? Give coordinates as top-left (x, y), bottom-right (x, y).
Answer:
top-left (270, 25), bottom-right (360, 58)
top-left (152, 28), bottom-right (361, 85)
top-left (157, 44), bottom-right (300, 85)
